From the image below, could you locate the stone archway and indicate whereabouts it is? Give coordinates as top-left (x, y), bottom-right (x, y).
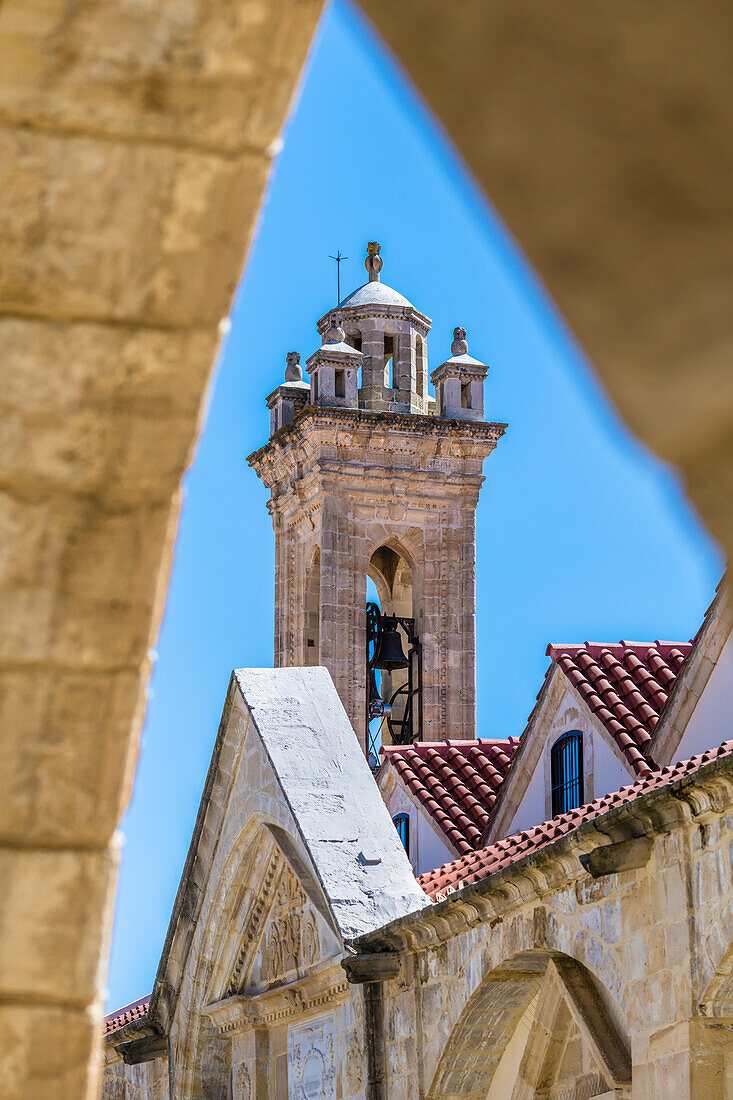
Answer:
top-left (428, 951), bottom-right (631, 1100)
top-left (2, 2), bottom-right (732, 1097)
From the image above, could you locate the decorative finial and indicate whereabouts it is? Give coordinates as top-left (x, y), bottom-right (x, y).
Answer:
top-left (365, 241), bottom-right (383, 283)
top-left (325, 315), bottom-right (346, 344)
top-left (284, 351), bottom-right (302, 382)
top-left (451, 326), bottom-right (468, 356)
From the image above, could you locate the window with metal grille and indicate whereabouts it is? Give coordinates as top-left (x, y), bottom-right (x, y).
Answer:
top-left (550, 732), bottom-right (584, 816)
top-left (393, 813), bottom-right (410, 855)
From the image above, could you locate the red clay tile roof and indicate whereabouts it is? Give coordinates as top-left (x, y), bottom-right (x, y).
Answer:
top-left (382, 738), bottom-right (520, 853)
top-left (105, 996), bottom-right (151, 1037)
top-left (547, 640), bottom-right (693, 776)
top-left (418, 739), bottom-right (733, 900)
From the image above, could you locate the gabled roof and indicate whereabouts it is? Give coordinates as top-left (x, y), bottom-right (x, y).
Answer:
top-left (105, 996), bottom-right (150, 1036)
top-left (148, 667), bottom-right (426, 1035)
top-left (419, 739), bottom-right (733, 900)
top-left (547, 640), bottom-right (692, 776)
top-left (381, 739), bottom-right (520, 854)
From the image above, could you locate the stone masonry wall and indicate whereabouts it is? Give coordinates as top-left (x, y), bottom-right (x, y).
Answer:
top-left (359, 761), bottom-right (733, 1099)
top-left (105, 756), bottom-right (733, 1098)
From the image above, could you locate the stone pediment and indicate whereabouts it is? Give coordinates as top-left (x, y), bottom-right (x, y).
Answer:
top-left (211, 830), bottom-right (340, 1007)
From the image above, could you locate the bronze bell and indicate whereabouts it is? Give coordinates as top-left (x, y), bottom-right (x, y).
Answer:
top-left (373, 621), bottom-right (409, 670)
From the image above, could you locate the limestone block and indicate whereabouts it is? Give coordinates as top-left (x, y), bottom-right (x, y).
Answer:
top-left (0, 490), bottom-right (172, 668)
top-left (0, 666), bottom-right (144, 845)
top-left (0, 127), bottom-right (270, 326)
top-left (0, 845), bottom-right (116, 1003)
top-left (0, 1003), bottom-right (100, 1100)
top-left (0, 317), bottom-right (217, 502)
top-left (0, 0), bottom-right (324, 154)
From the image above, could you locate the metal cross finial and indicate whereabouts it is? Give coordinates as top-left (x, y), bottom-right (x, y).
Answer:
top-left (329, 250), bottom-right (348, 303)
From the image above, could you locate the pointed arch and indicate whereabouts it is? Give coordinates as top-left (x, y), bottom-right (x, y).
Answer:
top-left (171, 816), bottom-right (341, 1100)
top-left (427, 950), bottom-right (630, 1100)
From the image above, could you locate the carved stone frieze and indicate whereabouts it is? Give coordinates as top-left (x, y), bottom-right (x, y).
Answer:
top-left (265, 869), bottom-right (320, 983)
top-left (232, 1063), bottom-right (252, 1100)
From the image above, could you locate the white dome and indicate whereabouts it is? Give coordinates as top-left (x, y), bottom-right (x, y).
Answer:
top-left (338, 281), bottom-right (414, 309)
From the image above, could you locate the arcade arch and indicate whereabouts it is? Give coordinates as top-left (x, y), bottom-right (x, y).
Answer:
top-left (428, 951), bottom-right (631, 1100)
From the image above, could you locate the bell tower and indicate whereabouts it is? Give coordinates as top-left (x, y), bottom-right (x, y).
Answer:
top-left (248, 243), bottom-right (506, 758)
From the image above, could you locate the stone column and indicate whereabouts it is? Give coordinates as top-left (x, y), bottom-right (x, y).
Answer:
top-left (360, 323), bottom-right (390, 412)
top-left (393, 329), bottom-right (415, 412)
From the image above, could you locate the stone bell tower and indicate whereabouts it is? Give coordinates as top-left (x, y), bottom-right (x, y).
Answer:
top-left (248, 243), bottom-right (506, 755)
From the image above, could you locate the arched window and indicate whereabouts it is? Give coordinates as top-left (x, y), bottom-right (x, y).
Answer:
top-left (550, 732), bottom-right (584, 816)
top-left (393, 813), bottom-right (410, 855)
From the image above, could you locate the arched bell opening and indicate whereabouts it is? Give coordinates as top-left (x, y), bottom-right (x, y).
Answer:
top-left (415, 333), bottom-right (427, 408)
top-left (366, 544), bottom-right (422, 767)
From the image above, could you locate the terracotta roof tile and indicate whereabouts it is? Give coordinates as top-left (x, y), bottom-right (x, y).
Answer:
top-left (104, 996), bottom-right (151, 1037)
top-left (547, 640), bottom-right (693, 775)
top-left (382, 738), bottom-right (520, 853)
top-left (419, 739), bottom-right (733, 900)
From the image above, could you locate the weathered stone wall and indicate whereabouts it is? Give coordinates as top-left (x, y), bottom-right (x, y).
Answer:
top-left (102, 1056), bottom-right (169, 1100)
top-left (105, 751), bottom-right (733, 1098)
top-left (0, 3), bottom-right (324, 1096)
top-left (358, 759), bottom-right (733, 1098)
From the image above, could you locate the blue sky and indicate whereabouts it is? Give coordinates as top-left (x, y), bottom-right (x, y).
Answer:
top-left (106, 0), bottom-right (722, 1010)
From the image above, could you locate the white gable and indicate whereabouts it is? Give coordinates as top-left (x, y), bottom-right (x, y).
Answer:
top-left (153, 666), bottom-right (426, 1044)
top-left (673, 629), bottom-right (733, 763)
top-left (504, 685), bottom-right (635, 838)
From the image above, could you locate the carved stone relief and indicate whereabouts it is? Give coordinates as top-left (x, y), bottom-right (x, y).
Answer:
top-left (288, 1014), bottom-right (336, 1100)
top-left (232, 1063), bottom-right (252, 1100)
top-left (264, 868), bottom-right (320, 983)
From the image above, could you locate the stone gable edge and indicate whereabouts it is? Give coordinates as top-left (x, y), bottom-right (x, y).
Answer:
top-left (143, 672), bottom-right (343, 1038)
top-left (347, 748), bottom-right (733, 956)
top-left (145, 674), bottom-right (242, 1035)
top-left (480, 662), bottom-right (564, 846)
top-left (652, 576), bottom-right (732, 765)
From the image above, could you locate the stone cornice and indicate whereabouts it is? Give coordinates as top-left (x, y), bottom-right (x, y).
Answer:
top-left (247, 405), bottom-right (507, 472)
top-left (104, 1014), bottom-right (163, 1065)
top-left (316, 303), bottom-right (432, 335)
top-left (203, 967), bottom-right (350, 1035)
top-left (348, 751), bottom-right (733, 955)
